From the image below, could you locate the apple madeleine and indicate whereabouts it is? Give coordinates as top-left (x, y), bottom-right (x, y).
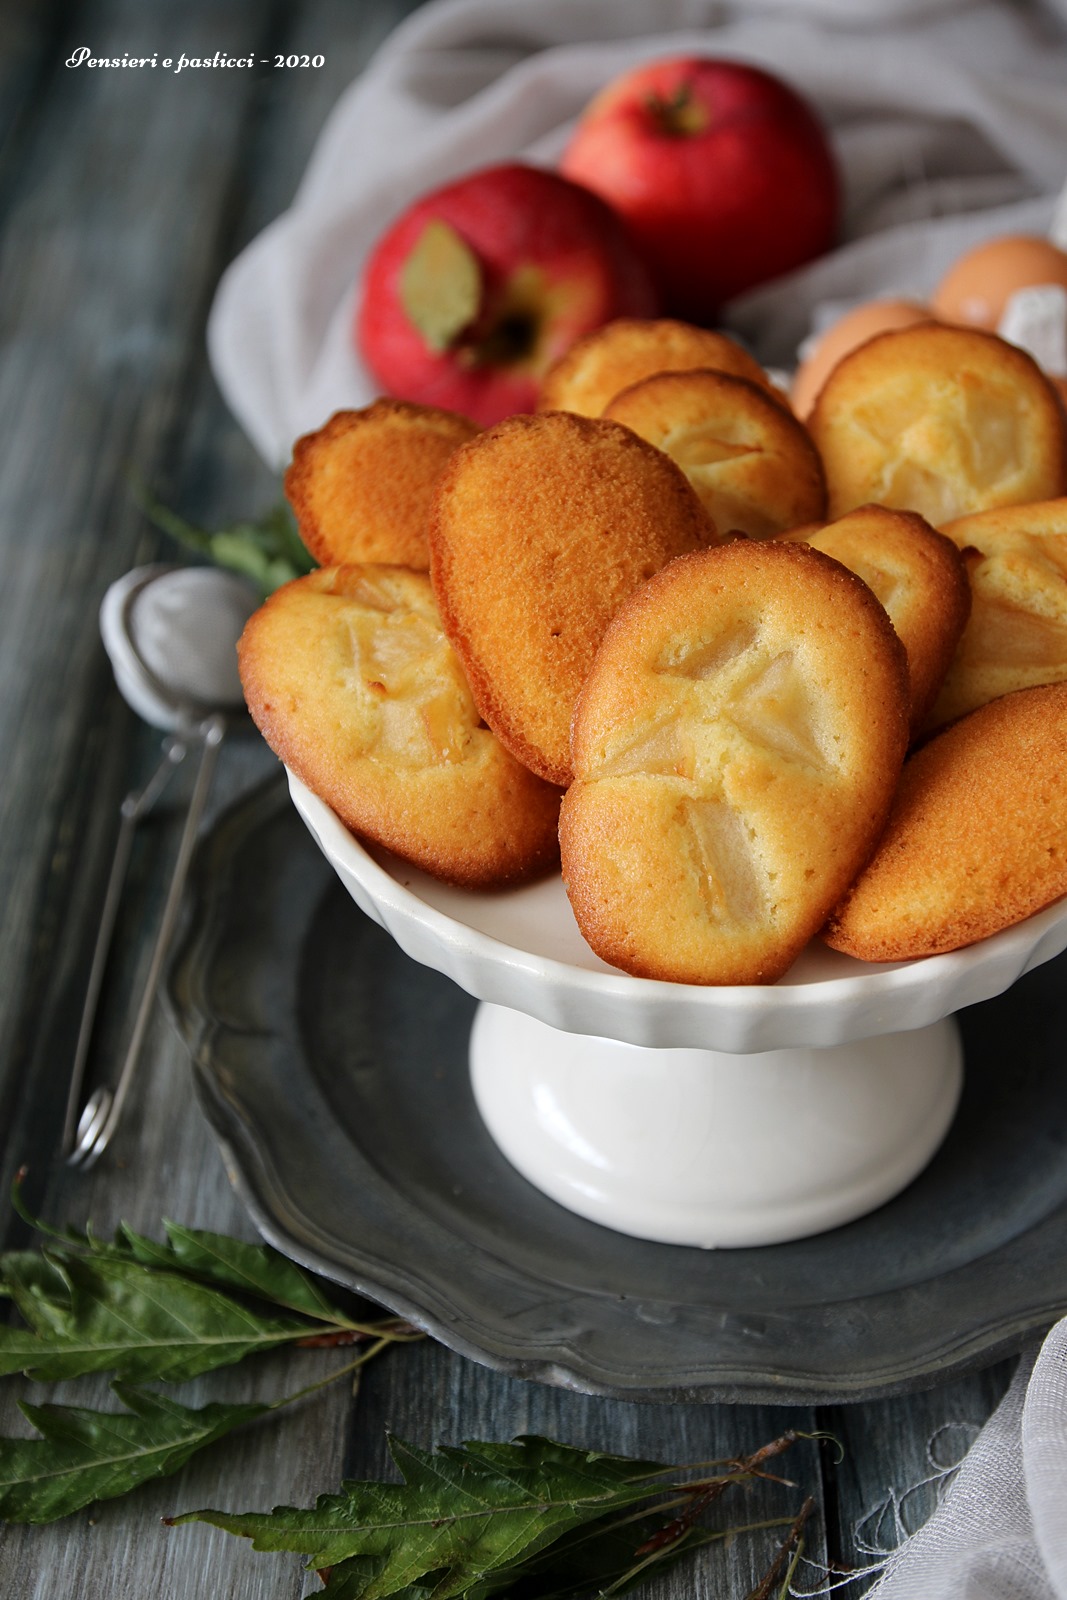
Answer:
top-left (284, 400), bottom-right (478, 571)
top-left (790, 299), bottom-right (933, 420)
top-left (826, 682), bottom-right (1067, 961)
top-left (809, 323), bottom-right (1067, 525)
top-left (560, 540), bottom-right (910, 985)
top-left (924, 498), bottom-right (1067, 731)
top-left (238, 565), bottom-right (561, 887)
top-left (429, 410), bottom-right (716, 786)
top-left (779, 505), bottom-right (971, 733)
top-left (604, 368), bottom-right (826, 539)
top-left (537, 317), bottom-right (777, 417)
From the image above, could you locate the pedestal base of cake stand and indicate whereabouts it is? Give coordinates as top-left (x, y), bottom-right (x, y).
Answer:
top-left (469, 1003), bottom-right (963, 1248)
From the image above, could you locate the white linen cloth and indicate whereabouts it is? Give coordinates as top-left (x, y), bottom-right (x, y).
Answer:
top-left (206, 1), bottom-right (1067, 1592)
top-left (862, 1318), bottom-right (1067, 1600)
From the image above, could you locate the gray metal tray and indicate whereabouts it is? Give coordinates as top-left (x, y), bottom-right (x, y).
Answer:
top-left (166, 775), bottom-right (1067, 1404)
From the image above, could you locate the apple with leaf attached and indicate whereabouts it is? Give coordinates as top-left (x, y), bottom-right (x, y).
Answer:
top-left (561, 57), bottom-right (840, 320)
top-left (355, 163), bottom-right (659, 426)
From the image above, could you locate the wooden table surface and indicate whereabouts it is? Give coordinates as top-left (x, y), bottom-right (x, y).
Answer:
top-left (0, 1), bottom-right (1030, 1594)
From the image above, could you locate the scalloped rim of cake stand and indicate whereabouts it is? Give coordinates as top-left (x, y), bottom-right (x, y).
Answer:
top-left (287, 771), bottom-right (1067, 1054)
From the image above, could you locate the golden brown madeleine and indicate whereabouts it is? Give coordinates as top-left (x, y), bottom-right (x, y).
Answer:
top-left (560, 540), bottom-right (910, 985)
top-left (537, 317), bottom-right (776, 417)
top-left (238, 565), bottom-right (561, 887)
top-left (284, 400), bottom-right (478, 570)
top-left (790, 300), bottom-right (935, 420)
top-left (429, 410), bottom-right (716, 787)
top-left (605, 368), bottom-right (826, 539)
top-left (826, 683), bottom-right (1067, 960)
top-left (809, 323), bottom-right (1067, 525)
top-left (779, 505), bottom-right (971, 733)
top-left (925, 498), bottom-right (1067, 730)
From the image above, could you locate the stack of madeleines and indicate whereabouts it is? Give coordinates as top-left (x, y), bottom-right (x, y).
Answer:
top-left (239, 315), bottom-right (1067, 985)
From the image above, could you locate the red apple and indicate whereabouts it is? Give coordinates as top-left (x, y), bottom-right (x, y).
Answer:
top-left (560, 57), bottom-right (840, 320)
top-left (355, 163), bottom-right (659, 427)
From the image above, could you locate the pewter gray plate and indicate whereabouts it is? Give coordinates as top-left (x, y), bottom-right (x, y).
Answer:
top-left (167, 776), bottom-right (1067, 1404)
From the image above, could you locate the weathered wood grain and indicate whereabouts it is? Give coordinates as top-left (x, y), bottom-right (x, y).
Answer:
top-left (0, 3), bottom-right (425, 1595)
top-left (0, 0), bottom-right (428, 1206)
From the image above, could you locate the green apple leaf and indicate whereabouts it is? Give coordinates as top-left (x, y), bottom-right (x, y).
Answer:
top-left (0, 1383), bottom-right (268, 1524)
top-left (170, 1433), bottom-right (674, 1593)
top-left (399, 220), bottom-right (482, 353)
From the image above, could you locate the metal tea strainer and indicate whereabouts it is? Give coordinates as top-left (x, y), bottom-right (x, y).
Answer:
top-left (61, 563), bottom-right (258, 1168)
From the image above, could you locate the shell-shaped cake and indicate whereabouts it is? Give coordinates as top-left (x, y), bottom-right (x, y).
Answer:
top-left (538, 317), bottom-right (776, 417)
top-left (560, 539), bottom-right (910, 985)
top-left (809, 324), bottom-right (1067, 525)
top-left (779, 504), bottom-right (971, 732)
top-left (238, 565), bottom-right (561, 886)
top-left (827, 682), bottom-right (1067, 960)
top-left (284, 400), bottom-right (478, 570)
top-left (925, 498), bottom-right (1067, 730)
top-left (429, 409), bottom-right (716, 786)
top-left (605, 367), bottom-right (826, 539)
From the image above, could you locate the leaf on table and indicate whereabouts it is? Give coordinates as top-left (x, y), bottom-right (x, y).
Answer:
top-left (316, 1506), bottom-right (712, 1600)
top-left (113, 1221), bottom-right (350, 1325)
top-left (0, 1251), bottom-right (77, 1335)
top-left (11, 1184), bottom-right (358, 1327)
top-left (317, 1556), bottom-right (437, 1600)
top-left (457, 1506), bottom-right (703, 1599)
top-left (170, 1434), bottom-right (673, 1597)
top-left (0, 1247), bottom-right (314, 1383)
top-left (0, 1382), bottom-right (267, 1524)
top-left (131, 480), bottom-right (316, 596)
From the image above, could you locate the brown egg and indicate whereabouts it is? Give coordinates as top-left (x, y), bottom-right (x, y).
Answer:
top-left (931, 235), bottom-right (1067, 331)
top-left (791, 299), bottom-right (933, 419)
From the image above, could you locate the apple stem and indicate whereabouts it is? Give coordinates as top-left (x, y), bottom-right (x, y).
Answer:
top-left (644, 82), bottom-right (708, 138)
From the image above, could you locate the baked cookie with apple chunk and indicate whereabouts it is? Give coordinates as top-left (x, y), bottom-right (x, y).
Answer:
top-left (778, 505), bottom-right (971, 734)
top-left (809, 323), bottom-right (1067, 525)
top-left (538, 317), bottom-right (779, 417)
top-left (604, 368), bottom-right (826, 539)
top-left (826, 682), bottom-right (1067, 960)
top-left (284, 400), bottom-right (478, 572)
top-left (238, 565), bottom-right (561, 887)
top-left (429, 409), bottom-right (716, 787)
top-left (560, 540), bottom-right (909, 985)
top-left (924, 497), bottom-right (1067, 731)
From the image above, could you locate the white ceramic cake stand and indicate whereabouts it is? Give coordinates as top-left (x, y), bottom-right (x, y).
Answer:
top-left (288, 772), bottom-right (1067, 1249)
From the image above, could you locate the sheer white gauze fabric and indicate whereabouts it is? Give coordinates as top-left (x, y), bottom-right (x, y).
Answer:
top-left (866, 1317), bottom-right (1067, 1600)
top-left (205, 0), bottom-right (1067, 1588)
top-left (206, 0), bottom-right (1067, 468)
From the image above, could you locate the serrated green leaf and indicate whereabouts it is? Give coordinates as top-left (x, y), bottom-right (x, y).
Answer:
top-left (171, 1434), bottom-right (671, 1597)
top-left (0, 1248), bottom-right (313, 1383)
top-left (10, 1181), bottom-right (345, 1326)
top-left (320, 1557), bottom-right (437, 1599)
top-left (130, 478), bottom-right (315, 596)
top-left (116, 1221), bottom-right (348, 1324)
top-left (1, 1251), bottom-right (77, 1336)
top-left (457, 1513), bottom-right (689, 1600)
top-left (0, 1383), bottom-right (267, 1523)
